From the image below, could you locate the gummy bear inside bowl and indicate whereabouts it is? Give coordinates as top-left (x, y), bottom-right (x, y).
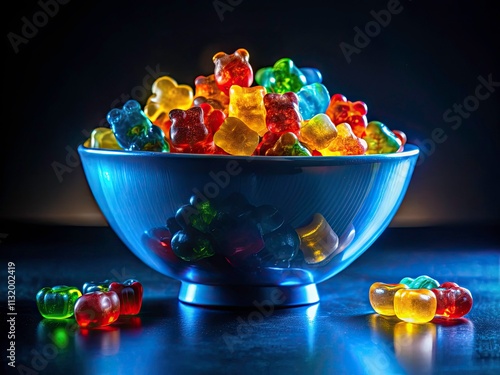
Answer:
top-left (78, 143), bottom-right (419, 307)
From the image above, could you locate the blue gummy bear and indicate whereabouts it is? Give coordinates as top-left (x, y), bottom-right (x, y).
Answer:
top-left (260, 224), bottom-right (300, 267)
top-left (300, 67), bottom-right (323, 84)
top-left (107, 99), bottom-right (168, 151)
top-left (297, 83), bottom-right (331, 120)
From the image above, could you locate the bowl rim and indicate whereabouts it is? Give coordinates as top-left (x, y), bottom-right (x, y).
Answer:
top-left (78, 142), bottom-right (419, 165)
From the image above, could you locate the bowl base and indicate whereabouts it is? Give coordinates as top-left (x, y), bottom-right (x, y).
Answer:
top-left (178, 282), bottom-right (320, 308)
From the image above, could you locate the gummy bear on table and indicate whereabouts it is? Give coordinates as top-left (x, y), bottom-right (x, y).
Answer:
top-left (93, 48), bottom-right (406, 157)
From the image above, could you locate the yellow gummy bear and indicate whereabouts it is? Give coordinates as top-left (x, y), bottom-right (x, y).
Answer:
top-left (90, 127), bottom-right (122, 150)
top-left (144, 76), bottom-right (193, 122)
top-left (319, 123), bottom-right (367, 156)
top-left (394, 288), bottom-right (437, 324)
top-left (300, 113), bottom-right (338, 150)
top-left (295, 213), bottom-right (339, 264)
top-left (228, 85), bottom-right (268, 137)
top-left (213, 117), bottom-right (260, 156)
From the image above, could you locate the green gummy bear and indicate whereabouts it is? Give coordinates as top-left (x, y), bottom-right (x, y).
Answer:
top-left (171, 230), bottom-right (215, 262)
top-left (36, 285), bottom-right (82, 319)
top-left (400, 275), bottom-right (440, 289)
top-left (255, 58), bottom-right (307, 94)
top-left (363, 121), bottom-right (401, 154)
top-left (191, 200), bottom-right (217, 233)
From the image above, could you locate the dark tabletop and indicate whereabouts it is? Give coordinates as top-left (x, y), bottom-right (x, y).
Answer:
top-left (1, 223), bottom-right (499, 375)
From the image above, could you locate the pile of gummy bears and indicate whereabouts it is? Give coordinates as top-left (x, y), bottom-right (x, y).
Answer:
top-left (369, 275), bottom-right (473, 324)
top-left (36, 279), bottom-right (143, 329)
top-left (89, 48), bottom-right (407, 156)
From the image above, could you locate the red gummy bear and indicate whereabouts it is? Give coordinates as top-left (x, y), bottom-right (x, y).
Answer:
top-left (213, 48), bottom-right (253, 96)
top-left (194, 74), bottom-right (229, 110)
top-left (255, 131), bottom-right (281, 156)
top-left (198, 102), bottom-right (226, 134)
top-left (263, 92), bottom-right (302, 135)
top-left (169, 107), bottom-right (210, 153)
top-left (326, 93), bottom-right (368, 138)
top-left (431, 281), bottom-right (473, 319)
top-left (109, 279), bottom-right (143, 316)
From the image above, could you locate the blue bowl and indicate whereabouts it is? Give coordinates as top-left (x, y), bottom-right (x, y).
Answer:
top-left (78, 143), bottom-right (419, 307)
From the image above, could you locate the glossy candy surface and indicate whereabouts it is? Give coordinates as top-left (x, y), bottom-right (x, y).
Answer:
top-left (107, 100), bottom-right (169, 152)
top-left (228, 85), bottom-right (268, 136)
top-left (194, 74), bottom-right (229, 110)
top-left (363, 121), bottom-right (401, 154)
top-left (326, 94), bottom-right (368, 138)
top-left (394, 288), bottom-right (437, 324)
top-left (255, 58), bottom-right (307, 94)
top-left (431, 282), bottom-right (473, 318)
top-left (213, 48), bottom-right (253, 96)
top-left (319, 123), bottom-right (367, 156)
top-left (82, 280), bottom-right (112, 294)
top-left (300, 113), bottom-right (338, 151)
top-left (296, 83), bottom-right (330, 121)
top-left (36, 286), bottom-right (82, 319)
top-left (400, 275), bottom-right (440, 289)
top-left (144, 76), bottom-right (193, 123)
top-left (169, 107), bottom-right (210, 152)
top-left (264, 92), bottom-right (302, 135)
top-left (74, 291), bottom-right (120, 328)
top-left (214, 117), bottom-right (260, 156)
top-left (295, 213), bottom-right (339, 264)
top-left (109, 279), bottom-right (144, 316)
top-left (369, 282), bottom-right (409, 316)
top-left (90, 128), bottom-right (122, 150)
top-left (266, 132), bottom-right (311, 156)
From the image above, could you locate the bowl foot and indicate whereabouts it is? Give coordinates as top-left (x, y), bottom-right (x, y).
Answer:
top-left (178, 282), bottom-right (320, 307)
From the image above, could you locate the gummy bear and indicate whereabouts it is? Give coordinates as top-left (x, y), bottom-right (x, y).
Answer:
top-left (107, 100), bottom-right (169, 151)
top-left (109, 279), bottom-right (143, 316)
top-left (213, 48), bottom-right (253, 96)
top-left (326, 93), bottom-right (368, 138)
top-left (400, 275), bottom-right (440, 289)
top-left (90, 128), bottom-right (122, 150)
top-left (266, 132), bottom-right (312, 156)
top-left (394, 288), bottom-right (437, 324)
top-left (259, 224), bottom-right (300, 267)
top-left (82, 280), bottom-right (112, 294)
top-left (392, 129), bottom-right (407, 152)
top-left (369, 282), bottom-right (409, 316)
top-left (363, 121), bottom-right (402, 154)
top-left (319, 123), bottom-right (367, 156)
top-left (264, 92), bottom-right (302, 135)
top-left (296, 83), bottom-right (331, 120)
top-left (299, 67), bottom-right (323, 84)
top-left (144, 76), bottom-right (193, 123)
top-left (255, 131), bottom-right (281, 156)
top-left (198, 102), bottom-right (226, 134)
top-left (74, 291), bottom-right (121, 328)
top-left (36, 286), bottom-right (82, 319)
top-left (431, 282), bottom-right (473, 318)
top-left (255, 58), bottom-right (307, 94)
top-left (228, 85), bottom-right (268, 136)
top-left (295, 213), bottom-right (339, 264)
top-left (213, 117), bottom-right (260, 156)
top-left (299, 113), bottom-right (338, 151)
top-left (170, 228), bottom-right (215, 262)
top-left (169, 106), bottom-right (210, 152)
top-left (194, 74), bottom-right (229, 110)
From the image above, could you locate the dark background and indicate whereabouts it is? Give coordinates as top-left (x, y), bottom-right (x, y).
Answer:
top-left (1, 0), bottom-right (499, 228)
